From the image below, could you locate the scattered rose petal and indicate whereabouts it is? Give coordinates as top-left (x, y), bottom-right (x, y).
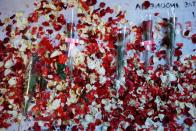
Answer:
top-left (8, 77), bottom-right (17, 86)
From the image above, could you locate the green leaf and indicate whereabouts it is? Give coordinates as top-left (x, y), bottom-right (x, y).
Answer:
top-left (57, 63), bottom-right (66, 73)
top-left (59, 72), bottom-right (66, 80)
top-left (29, 74), bottom-right (37, 92)
top-left (57, 63), bottom-right (66, 80)
top-left (39, 77), bottom-right (47, 88)
top-left (24, 100), bottom-right (29, 113)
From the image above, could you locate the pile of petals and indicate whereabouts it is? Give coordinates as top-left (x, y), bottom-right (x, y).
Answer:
top-left (0, 0), bottom-right (195, 130)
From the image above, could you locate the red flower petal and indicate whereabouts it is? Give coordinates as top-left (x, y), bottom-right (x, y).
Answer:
top-left (58, 54), bottom-right (68, 64)
top-left (12, 57), bottom-right (24, 70)
top-left (184, 30), bottom-right (190, 36)
top-left (42, 21), bottom-right (50, 26)
top-left (100, 9), bottom-right (106, 17)
top-left (85, 43), bottom-right (99, 54)
top-left (53, 22), bottom-right (62, 31)
top-left (154, 13), bottom-right (159, 16)
top-left (191, 34), bottom-right (196, 43)
top-left (106, 7), bottom-right (113, 14)
top-left (28, 11), bottom-right (39, 23)
top-left (49, 14), bottom-right (55, 20)
top-left (42, 66), bottom-right (49, 76)
top-left (118, 86), bottom-right (125, 95)
top-left (184, 118), bottom-right (193, 126)
top-left (46, 29), bottom-right (53, 34)
top-left (174, 49), bottom-right (182, 57)
top-left (31, 26), bottom-right (38, 35)
top-left (33, 122), bottom-right (41, 131)
top-left (191, 55), bottom-right (196, 60)
top-left (79, 0), bottom-right (89, 11)
top-left (0, 19), bottom-right (4, 26)
top-left (57, 14), bottom-right (66, 25)
top-left (99, 2), bottom-right (106, 8)
top-left (85, 0), bottom-right (97, 6)
top-left (142, 1), bottom-right (151, 9)
top-left (156, 50), bottom-right (166, 59)
top-left (39, 37), bottom-right (53, 52)
top-left (176, 43), bottom-right (183, 48)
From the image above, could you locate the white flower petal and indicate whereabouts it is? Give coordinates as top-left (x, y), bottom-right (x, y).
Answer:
top-left (185, 103), bottom-right (196, 118)
top-left (5, 59), bottom-right (14, 68)
top-left (50, 50), bottom-right (62, 58)
top-left (99, 76), bottom-right (106, 84)
top-left (50, 99), bottom-right (61, 110)
top-left (101, 99), bottom-right (108, 105)
top-left (167, 72), bottom-right (177, 82)
top-left (87, 58), bottom-right (96, 69)
top-left (97, 67), bottom-right (105, 75)
top-left (160, 75), bottom-right (167, 83)
top-left (89, 73), bottom-right (97, 84)
top-left (8, 110), bottom-right (18, 117)
top-left (19, 42), bottom-right (27, 52)
top-left (38, 121), bottom-right (44, 127)
top-left (145, 118), bottom-right (154, 127)
top-left (8, 77), bottom-right (17, 86)
top-left (104, 104), bottom-right (112, 112)
top-left (188, 108), bottom-right (196, 118)
top-left (0, 106), bottom-right (4, 111)
top-left (155, 96), bottom-right (161, 105)
top-left (56, 84), bottom-right (63, 91)
top-left (74, 52), bottom-right (85, 66)
top-left (102, 125), bottom-right (108, 131)
top-left (57, 119), bottom-right (62, 126)
top-left (16, 11), bottom-right (24, 17)
top-left (4, 69), bottom-right (12, 76)
top-left (137, 70), bottom-right (143, 76)
top-left (0, 62), bottom-right (4, 67)
top-left (177, 84), bottom-right (184, 93)
top-left (158, 114), bottom-right (165, 121)
top-left (85, 114), bottom-right (94, 123)
top-left (153, 55), bottom-right (159, 64)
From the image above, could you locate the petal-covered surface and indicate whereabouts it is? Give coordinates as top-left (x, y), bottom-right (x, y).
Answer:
top-left (0, 0), bottom-right (195, 130)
